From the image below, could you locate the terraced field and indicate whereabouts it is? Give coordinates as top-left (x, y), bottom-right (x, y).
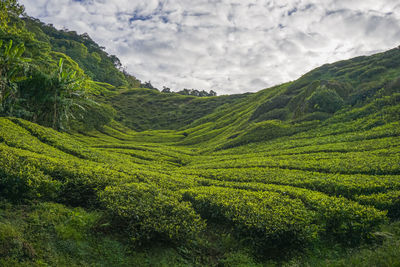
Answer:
top-left (1, 87), bottom-right (399, 262)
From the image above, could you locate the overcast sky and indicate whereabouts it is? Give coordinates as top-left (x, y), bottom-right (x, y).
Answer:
top-left (20, 0), bottom-right (400, 94)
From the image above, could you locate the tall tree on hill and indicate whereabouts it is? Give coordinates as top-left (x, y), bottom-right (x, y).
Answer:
top-left (209, 90), bottom-right (217, 96)
top-left (141, 80), bottom-right (158, 90)
top-left (162, 86), bottom-right (171, 93)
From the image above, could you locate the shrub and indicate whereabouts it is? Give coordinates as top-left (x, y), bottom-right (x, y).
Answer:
top-left (0, 222), bottom-right (33, 260)
top-left (28, 202), bottom-right (102, 241)
top-left (69, 101), bottom-right (116, 131)
top-left (99, 183), bottom-right (206, 245)
top-left (254, 108), bottom-right (289, 122)
top-left (356, 191), bottom-right (400, 219)
top-left (0, 145), bottom-right (60, 202)
top-left (183, 186), bottom-right (318, 252)
top-left (223, 120), bottom-right (293, 148)
top-left (250, 95), bottom-right (291, 121)
top-left (306, 86), bottom-right (344, 113)
top-left (321, 80), bottom-right (353, 98)
top-left (347, 81), bottom-right (382, 106)
top-left (296, 112), bottom-right (332, 122)
top-left (359, 66), bottom-right (386, 81)
top-left (382, 77), bottom-right (400, 96)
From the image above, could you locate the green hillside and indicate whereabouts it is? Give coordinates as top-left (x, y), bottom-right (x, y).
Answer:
top-left (106, 47), bottom-right (400, 134)
top-left (1, 1), bottom-right (400, 266)
top-left (109, 88), bottom-right (249, 131)
top-left (23, 17), bottom-right (141, 88)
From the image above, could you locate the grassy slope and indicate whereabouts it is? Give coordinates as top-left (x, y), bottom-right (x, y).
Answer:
top-left (106, 47), bottom-right (400, 133)
top-left (0, 99), bottom-right (399, 265)
top-left (108, 88), bottom-right (250, 131)
top-left (1, 47), bottom-right (400, 265)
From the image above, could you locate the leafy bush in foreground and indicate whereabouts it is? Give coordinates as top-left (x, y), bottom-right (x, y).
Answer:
top-left (183, 186), bottom-right (318, 252)
top-left (100, 183), bottom-right (206, 245)
top-left (0, 144), bottom-right (60, 201)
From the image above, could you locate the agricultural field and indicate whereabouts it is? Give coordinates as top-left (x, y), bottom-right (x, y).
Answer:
top-left (1, 87), bottom-right (399, 265)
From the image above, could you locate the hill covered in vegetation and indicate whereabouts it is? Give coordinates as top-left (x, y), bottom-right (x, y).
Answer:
top-left (1, 1), bottom-right (400, 266)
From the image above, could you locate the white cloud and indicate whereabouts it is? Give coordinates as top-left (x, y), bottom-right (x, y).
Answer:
top-left (20, 0), bottom-right (400, 94)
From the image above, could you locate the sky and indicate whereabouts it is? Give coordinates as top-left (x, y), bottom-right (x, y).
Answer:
top-left (19, 0), bottom-right (400, 95)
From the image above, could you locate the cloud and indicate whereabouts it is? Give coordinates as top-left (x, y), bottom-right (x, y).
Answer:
top-left (20, 0), bottom-right (400, 94)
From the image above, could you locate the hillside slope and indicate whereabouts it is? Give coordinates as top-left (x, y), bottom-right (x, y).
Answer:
top-left (109, 88), bottom-right (249, 131)
top-left (103, 47), bottom-right (400, 134)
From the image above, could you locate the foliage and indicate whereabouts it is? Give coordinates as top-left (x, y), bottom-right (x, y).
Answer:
top-left (69, 101), bottom-right (116, 131)
top-left (306, 86), bottom-right (344, 113)
top-left (0, 11), bottom-right (115, 131)
top-left (222, 120), bottom-right (294, 148)
top-left (122, 69), bottom-right (141, 88)
top-left (16, 58), bottom-right (88, 130)
top-left (141, 80), bottom-right (158, 90)
top-left (254, 107), bottom-right (289, 121)
top-left (0, 39), bottom-right (29, 114)
top-left (0, 0), bottom-right (24, 30)
top-left (176, 88), bottom-right (217, 97)
top-left (295, 111), bottom-right (332, 122)
top-left (183, 186), bottom-right (319, 253)
top-left (23, 17), bottom-right (135, 87)
top-left (356, 191), bottom-right (400, 219)
top-left (100, 183), bottom-right (206, 245)
top-left (0, 144), bottom-right (60, 202)
top-left (47, 58), bottom-right (86, 130)
top-left (110, 88), bottom-right (245, 131)
top-left (250, 94), bottom-right (292, 121)
top-left (0, 201), bottom-right (166, 267)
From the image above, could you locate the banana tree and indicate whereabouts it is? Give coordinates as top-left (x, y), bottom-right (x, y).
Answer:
top-left (0, 39), bottom-right (30, 114)
top-left (50, 58), bottom-right (86, 130)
